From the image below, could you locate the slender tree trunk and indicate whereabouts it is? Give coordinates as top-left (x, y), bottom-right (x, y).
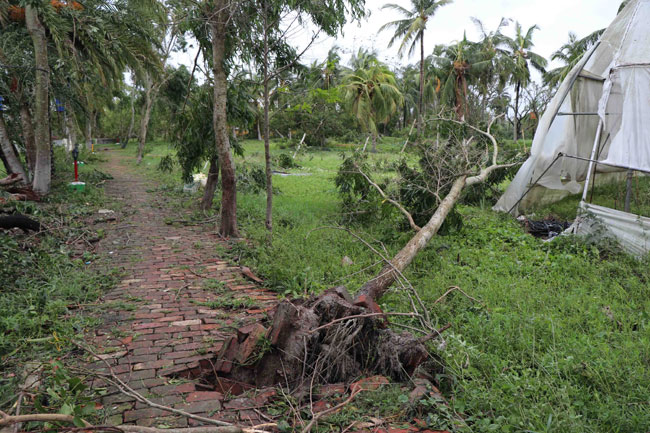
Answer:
top-left (137, 75), bottom-right (154, 164)
top-left (25, 5), bottom-right (51, 195)
top-left (418, 33), bottom-right (425, 137)
top-left (122, 84), bottom-right (136, 149)
top-left (357, 175), bottom-right (467, 301)
top-left (257, 118), bottom-right (262, 141)
top-left (66, 104), bottom-right (77, 150)
top-left (19, 104), bottom-right (36, 176)
top-left (0, 115), bottom-right (27, 182)
top-left (201, 156), bottom-right (220, 210)
top-left (85, 115), bottom-right (92, 149)
top-left (513, 80), bottom-right (521, 141)
top-left (371, 133), bottom-right (377, 153)
top-left (262, 4), bottom-right (273, 232)
top-left (211, 2), bottom-right (240, 238)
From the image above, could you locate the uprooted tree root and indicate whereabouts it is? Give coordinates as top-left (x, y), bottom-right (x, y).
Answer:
top-left (212, 286), bottom-right (443, 391)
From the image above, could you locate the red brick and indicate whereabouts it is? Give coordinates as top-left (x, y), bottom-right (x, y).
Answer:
top-left (164, 350), bottom-right (197, 360)
top-left (133, 313), bottom-right (164, 320)
top-left (133, 360), bottom-right (173, 370)
top-left (174, 400), bottom-right (221, 414)
top-left (173, 342), bottom-right (202, 352)
top-left (123, 408), bottom-right (168, 422)
top-left (133, 322), bottom-right (168, 330)
top-left (123, 369), bottom-right (156, 381)
top-left (186, 391), bottom-right (223, 402)
top-left (350, 376), bottom-right (390, 393)
top-left (156, 316), bottom-right (184, 322)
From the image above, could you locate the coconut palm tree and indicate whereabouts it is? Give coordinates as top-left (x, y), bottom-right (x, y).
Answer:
top-left (379, 0), bottom-right (453, 136)
top-left (348, 48), bottom-right (380, 71)
top-left (342, 62), bottom-right (403, 153)
top-left (430, 34), bottom-right (490, 120)
top-left (544, 30), bottom-right (602, 88)
top-left (500, 22), bottom-right (547, 141)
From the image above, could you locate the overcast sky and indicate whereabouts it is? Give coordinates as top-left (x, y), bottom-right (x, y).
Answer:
top-left (172, 0), bottom-right (623, 79)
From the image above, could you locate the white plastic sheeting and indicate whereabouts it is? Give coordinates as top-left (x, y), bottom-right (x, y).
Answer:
top-left (603, 68), bottom-right (650, 171)
top-left (570, 202), bottom-right (650, 257)
top-left (495, 0), bottom-right (650, 214)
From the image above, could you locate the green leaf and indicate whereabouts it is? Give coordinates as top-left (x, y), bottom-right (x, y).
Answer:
top-left (73, 416), bottom-right (86, 428)
top-left (61, 403), bottom-right (73, 415)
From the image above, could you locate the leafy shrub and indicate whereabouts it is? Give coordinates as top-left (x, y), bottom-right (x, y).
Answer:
top-left (335, 153), bottom-right (386, 223)
top-left (276, 153), bottom-right (300, 169)
top-left (237, 164), bottom-right (268, 194)
top-left (157, 154), bottom-right (176, 173)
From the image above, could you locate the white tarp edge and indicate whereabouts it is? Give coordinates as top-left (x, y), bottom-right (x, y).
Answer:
top-left (569, 202), bottom-right (650, 257)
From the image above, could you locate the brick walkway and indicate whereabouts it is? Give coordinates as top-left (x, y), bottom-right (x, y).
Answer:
top-left (86, 150), bottom-right (278, 428)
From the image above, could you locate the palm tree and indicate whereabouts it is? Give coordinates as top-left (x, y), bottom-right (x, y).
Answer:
top-left (323, 46), bottom-right (342, 90)
top-left (500, 22), bottom-right (547, 141)
top-left (430, 34), bottom-right (489, 120)
top-left (348, 48), bottom-right (380, 71)
top-left (342, 62), bottom-right (403, 153)
top-left (544, 30), bottom-right (602, 88)
top-left (379, 0), bottom-right (453, 136)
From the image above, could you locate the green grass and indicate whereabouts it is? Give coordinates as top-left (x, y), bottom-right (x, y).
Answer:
top-left (129, 138), bottom-right (650, 432)
top-left (534, 175), bottom-right (650, 220)
top-left (0, 147), bottom-right (119, 408)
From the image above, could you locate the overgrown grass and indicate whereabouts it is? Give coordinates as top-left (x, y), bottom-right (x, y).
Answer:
top-left (0, 147), bottom-right (119, 407)
top-left (534, 175), bottom-right (650, 220)
top-left (130, 138), bottom-right (650, 432)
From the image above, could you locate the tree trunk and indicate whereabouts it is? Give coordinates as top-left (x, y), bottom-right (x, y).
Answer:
top-left (357, 175), bottom-right (467, 301)
top-left (371, 133), bottom-right (377, 153)
top-left (513, 80), bottom-right (521, 141)
top-left (85, 112), bottom-right (92, 149)
top-left (256, 119), bottom-right (262, 141)
top-left (25, 5), bottom-right (51, 196)
top-left (0, 115), bottom-right (27, 182)
top-left (137, 74), bottom-right (154, 164)
top-left (211, 2), bottom-right (240, 238)
top-left (122, 84), bottom-right (136, 149)
top-left (0, 145), bottom-right (8, 174)
top-left (201, 156), bottom-right (220, 211)
top-left (263, 4), bottom-right (273, 233)
top-left (19, 104), bottom-right (36, 177)
top-left (66, 104), bottom-right (77, 150)
top-left (418, 33), bottom-right (424, 137)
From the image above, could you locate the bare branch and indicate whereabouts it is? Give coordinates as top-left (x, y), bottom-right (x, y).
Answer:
top-left (354, 163), bottom-right (421, 232)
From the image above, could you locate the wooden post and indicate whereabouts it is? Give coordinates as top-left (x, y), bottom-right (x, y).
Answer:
top-left (625, 169), bottom-right (633, 213)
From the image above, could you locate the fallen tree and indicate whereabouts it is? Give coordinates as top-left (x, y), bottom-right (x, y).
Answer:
top-left (199, 116), bottom-right (514, 390)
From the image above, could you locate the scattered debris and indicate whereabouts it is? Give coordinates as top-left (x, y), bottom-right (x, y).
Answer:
top-left (520, 216), bottom-right (572, 239)
top-left (241, 266), bottom-right (264, 284)
top-left (271, 171), bottom-right (312, 177)
top-left (341, 256), bottom-right (354, 266)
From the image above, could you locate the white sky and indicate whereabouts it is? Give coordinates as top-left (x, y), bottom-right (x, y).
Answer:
top-left (172, 0), bottom-right (623, 79)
